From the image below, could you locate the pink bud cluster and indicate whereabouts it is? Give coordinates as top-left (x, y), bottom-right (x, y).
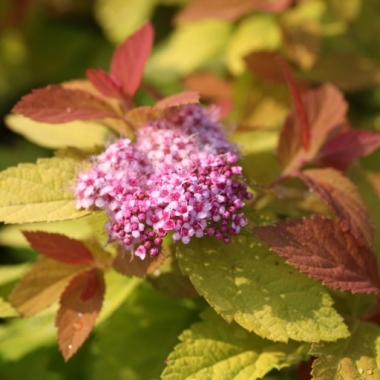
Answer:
top-left (75, 105), bottom-right (252, 259)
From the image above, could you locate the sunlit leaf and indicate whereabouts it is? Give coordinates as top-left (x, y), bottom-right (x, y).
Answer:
top-left (56, 268), bottom-right (105, 361)
top-left (311, 320), bottom-right (380, 379)
top-left (162, 308), bottom-right (308, 379)
top-left (95, 0), bottom-right (156, 44)
top-left (12, 85), bottom-right (120, 123)
top-left (9, 258), bottom-right (87, 316)
top-left (0, 298), bottom-right (19, 318)
top-left (227, 14), bottom-right (281, 74)
top-left (254, 216), bottom-right (380, 295)
top-left (146, 20), bottom-right (231, 80)
top-left (0, 157), bottom-right (90, 224)
top-left (178, 233), bottom-right (349, 343)
top-left (22, 231), bottom-right (95, 266)
top-left (300, 168), bottom-right (374, 248)
top-left (5, 114), bottom-right (109, 150)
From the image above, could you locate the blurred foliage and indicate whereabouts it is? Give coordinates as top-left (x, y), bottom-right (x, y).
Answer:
top-left (1, 0), bottom-right (380, 378)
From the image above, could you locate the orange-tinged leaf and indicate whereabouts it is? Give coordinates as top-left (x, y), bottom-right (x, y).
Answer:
top-left (278, 84), bottom-right (348, 174)
top-left (9, 258), bottom-right (87, 316)
top-left (154, 91), bottom-right (200, 110)
top-left (126, 106), bottom-right (167, 129)
top-left (113, 246), bottom-right (169, 278)
top-left (22, 231), bottom-right (95, 265)
top-left (12, 85), bottom-right (120, 123)
top-left (183, 72), bottom-right (232, 101)
top-left (244, 50), bottom-right (285, 83)
top-left (300, 168), bottom-right (374, 248)
top-left (254, 216), bottom-right (380, 295)
top-left (110, 22), bottom-right (153, 98)
top-left (56, 268), bottom-right (105, 361)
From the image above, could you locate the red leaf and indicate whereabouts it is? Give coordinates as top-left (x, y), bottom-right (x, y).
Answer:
top-left (278, 84), bottom-right (347, 174)
top-left (175, 0), bottom-right (293, 23)
top-left (300, 168), bottom-right (374, 248)
top-left (86, 69), bottom-right (122, 98)
top-left (110, 22), bottom-right (154, 98)
top-left (113, 246), bottom-right (169, 278)
top-left (318, 130), bottom-right (380, 171)
top-left (154, 91), bottom-right (200, 110)
top-left (254, 216), bottom-right (380, 295)
top-left (56, 268), bottom-right (105, 361)
top-left (22, 231), bottom-right (95, 265)
top-left (12, 85), bottom-right (120, 123)
top-left (244, 51), bottom-right (286, 83)
top-left (277, 57), bottom-right (311, 151)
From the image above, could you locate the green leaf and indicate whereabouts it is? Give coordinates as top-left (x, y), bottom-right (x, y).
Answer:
top-left (0, 298), bottom-right (19, 318)
top-left (226, 14), bottom-right (281, 75)
top-left (89, 282), bottom-right (200, 380)
top-left (178, 231), bottom-right (349, 343)
top-left (5, 114), bottom-right (109, 150)
top-left (146, 20), bottom-right (231, 82)
top-left (311, 320), bottom-right (380, 379)
top-left (95, 0), bottom-right (156, 44)
top-left (162, 308), bottom-right (309, 380)
top-left (0, 157), bottom-right (90, 224)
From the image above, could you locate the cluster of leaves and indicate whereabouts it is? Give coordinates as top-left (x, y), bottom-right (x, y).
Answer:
top-left (1, 1), bottom-right (380, 379)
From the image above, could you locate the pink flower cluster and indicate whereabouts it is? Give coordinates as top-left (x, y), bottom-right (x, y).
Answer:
top-left (75, 105), bottom-right (252, 259)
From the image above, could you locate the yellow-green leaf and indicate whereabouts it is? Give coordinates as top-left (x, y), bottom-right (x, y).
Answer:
top-left (95, 0), bottom-right (156, 44)
top-left (0, 157), bottom-right (90, 223)
top-left (146, 20), bottom-right (231, 82)
top-left (162, 308), bottom-right (309, 380)
top-left (311, 320), bottom-right (380, 379)
top-left (178, 232), bottom-right (349, 343)
top-left (0, 298), bottom-right (19, 318)
top-left (226, 14), bottom-right (281, 75)
top-left (5, 114), bottom-right (109, 150)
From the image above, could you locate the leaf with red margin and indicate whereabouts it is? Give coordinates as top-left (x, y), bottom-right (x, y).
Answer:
top-left (278, 84), bottom-right (347, 174)
top-left (86, 69), bottom-right (122, 99)
top-left (22, 231), bottom-right (95, 266)
top-left (12, 85), bottom-right (120, 123)
top-left (300, 168), bottom-right (374, 248)
top-left (110, 22), bottom-right (153, 98)
top-left (175, 0), bottom-right (293, 23)
top-left (9, 258), bottom-right (87, 316)
top-left (113, 246), bottom-right (169, 278)
top-left (317, 130), bottom-right (380, 171)
top-left (154, 91), bottom-right (200, 110)
top-left (254, 216), bottom-right (380, 295)
top-left (56, 268), bottom-right (105, 361)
